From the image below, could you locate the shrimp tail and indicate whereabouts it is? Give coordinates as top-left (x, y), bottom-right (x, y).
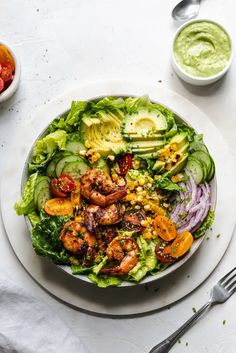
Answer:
top-left (84, 205), bottom-right (99, 233)
top-left (105, 187), bottom-right (127, 206)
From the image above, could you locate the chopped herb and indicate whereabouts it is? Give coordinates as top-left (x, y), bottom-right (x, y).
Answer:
top-left (178, 339), bottom-right (181, 344)
top-left (216, 233), bottom-right (221, 238)
top-left (223, 320), bottom-right (226, 325)
top-left (192, 307), bottom-right (197, 313)
top-left (186, 342), bottom-right (188, 347)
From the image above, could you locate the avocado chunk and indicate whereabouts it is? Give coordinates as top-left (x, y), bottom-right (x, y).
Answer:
top-left (122, 109), bottom-right (168, 139)
top-left (80, 111), bottom-right (127, 156)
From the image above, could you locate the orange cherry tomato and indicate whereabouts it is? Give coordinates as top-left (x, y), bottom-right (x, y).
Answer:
top-left (170, 231), bottom-right (193, 258)
top-left (44, 198), bottom-right (73, 216)
top-left (71, 182), bottom-right (81, 208)
top-left (153, 215), bottom-right (177, 241)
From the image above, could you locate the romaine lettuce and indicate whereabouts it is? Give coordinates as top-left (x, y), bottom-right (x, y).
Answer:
top-left (129, 237), bottom-right (157, 282)
top-left (29, 130), bottom-right (67, 171)
top-left (87, 273), bottom-right (122, 288)
top-left (194, 210), bottom-right (215, 238)
top-left (14, 172), bottom-right (38, 215)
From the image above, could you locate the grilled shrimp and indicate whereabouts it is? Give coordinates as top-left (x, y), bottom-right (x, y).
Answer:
top-left (60, 221), bottom-right (96, 255)
top-left (84, 203), bottom-right (125, 232)
top-left (80, 170), bottom-right (127, 207)
top-left (101, 236), bottom-right (139, 276)
top-left (96, 226), bottom-right (119, 252)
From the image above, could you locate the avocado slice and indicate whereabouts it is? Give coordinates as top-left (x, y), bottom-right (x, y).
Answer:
top-left (152, 160), bottom-right (166, 173)
top-left (122, 109), bottom-right (168, 139)
top-left (80, 112), bottom-right (127, 156)
top-left (165, 143), bottom-right (189, 170)
top-left (169, 132), bottom-right (188, 149)
top-left (165, 153), bottom-right (189, 176)
top-left (158, 134), bottom-right (189, 162)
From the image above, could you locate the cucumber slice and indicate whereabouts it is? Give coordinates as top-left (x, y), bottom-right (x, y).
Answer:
top-left (46, 152), bottom-right (71, 177)
top-left (189, 142), bottom-right (208, 153)
top-left (55, 155), bottom-right (82, 177)
top-left (206, 157), bottom-right (215, 181)
top-left (34, 177), bottom-right (50, 204)
top-left (191, 151), bottom-right (212, 173)
top-left (62, 160), bottom-right (90, 180)
top-left (186, 157), bottom-right (204, 184)
top-left (46, 159), bottom-right (57, 178)
top-left (65, 141), bottom-right (86, 155)
top-left (92, 158), bottom-right (110, 174)
top-left (37, 187), bottom-right (51, 210)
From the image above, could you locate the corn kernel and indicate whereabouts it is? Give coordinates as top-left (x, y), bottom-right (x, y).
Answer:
top-left (137, 195), bottom-right (143, 202)
top-left (138, 178), bottom-right (145, 186)
top-left (144, 204), bottom-right (151, 211)
top-left (136, 186), bottom-right (143, 192)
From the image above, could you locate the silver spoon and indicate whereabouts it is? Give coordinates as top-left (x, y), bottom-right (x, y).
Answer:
top-left (172, 0), bottom-right (201, 21)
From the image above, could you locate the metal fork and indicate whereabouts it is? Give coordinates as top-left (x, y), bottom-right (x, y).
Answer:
top-left (149, 266), bottom-right (236, 353)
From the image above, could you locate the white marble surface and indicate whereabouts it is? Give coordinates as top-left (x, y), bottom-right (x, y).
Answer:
top-left (1, 0), bottom-right (236, 352)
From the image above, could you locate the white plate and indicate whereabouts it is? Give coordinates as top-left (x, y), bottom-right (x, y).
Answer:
top-left (1, 80), bottom-right (235, 316)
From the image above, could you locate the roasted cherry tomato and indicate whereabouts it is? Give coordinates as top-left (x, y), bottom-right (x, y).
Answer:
top-left (155, 240), bottom-right (175, 263)
top-left (50, 178), bottom-right (67, 198)
top-left (0, 66), bottom-right (12, 82)
top-left (44, 198), bottom-right (73, 216)
top-left (170, 231), bottom-right (193, 258)
top-left (153, 215), bottom-right (177, 241)
top-left (58, 174), bottom-right (75, 193)
top-left (0, 45), bottom-right (15, 71)
top-left (118, 153), bottom-right (133, 175)
top-left (0, 77), bottom-right (4, 92)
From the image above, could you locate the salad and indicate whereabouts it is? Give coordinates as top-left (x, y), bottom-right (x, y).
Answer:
top-left (15, 96), bottom-right (215, 287)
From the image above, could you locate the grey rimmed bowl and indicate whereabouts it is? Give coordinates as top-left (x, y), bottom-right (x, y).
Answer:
top-left (22, 95), bottom-right (217, 287)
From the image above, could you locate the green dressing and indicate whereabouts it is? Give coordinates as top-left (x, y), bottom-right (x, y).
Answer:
top-left (174, 21), bottom-right (231, 77)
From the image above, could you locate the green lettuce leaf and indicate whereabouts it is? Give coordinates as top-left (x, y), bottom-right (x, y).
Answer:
top-left (29, 130), bottom-right (67, 171)
top-left (71, 264), bottom-right (93, 274)
top-left (14, 172), bottom-right (38, 215)
top-left (155, 176), bottom-right (181, 192)
top-left (27, 211), bottom-right (40, 227)
top-left (49, 101), bottom-right (89, 132)
top-left (31, 214), bottom-right (71, 264)
top-left (87, 273), bottom-right (122, 288)
top-left (129, 237), bottom-right (157, 282)
top-left (194, 210), bottom-right (215, 238)
top-left (175, 118), bottom-right (195, 143)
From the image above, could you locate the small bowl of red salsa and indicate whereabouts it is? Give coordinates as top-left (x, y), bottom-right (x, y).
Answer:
top-left (0, 41), bottom-right (21, 103)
